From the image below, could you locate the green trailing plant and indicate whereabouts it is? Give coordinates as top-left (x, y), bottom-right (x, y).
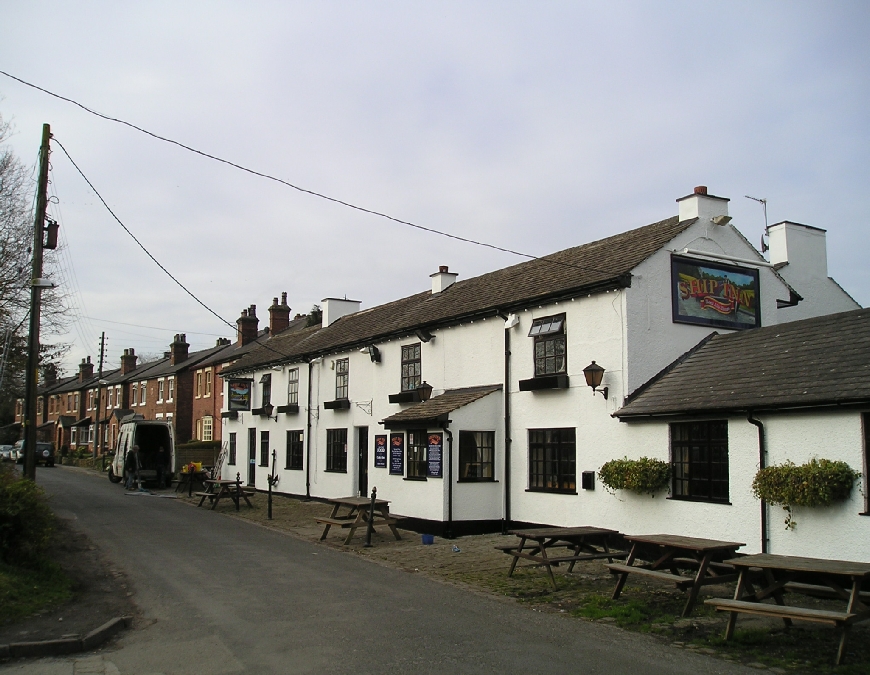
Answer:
top-left (598, 457), bottom-right (671, 497)
top-left (752, 459), bottom-right (861, 530)
top-left (0, 466), bottom-right (55, 567)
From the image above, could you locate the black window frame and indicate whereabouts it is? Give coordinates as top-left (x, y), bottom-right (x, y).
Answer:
top-left (670, 420), bottom-right (730, 503)
top-left (528, 428), bottom-right (576, 493)
top-left (228, 432), bottom-right (236, 466)
top-left (862, 412), bottom-right (869, 515)
top-left (260, 373), bottom-right (272, 408)
top-left (335, 358), bottom-right (349, 400)
top-left (287, 368), bottom-right (299, 405)
top-left (286, 430), bottom-right (303, 470)
top-left (401, 343), bottom-right (422, 392)
top-left (459, 431), bottom-right (495, 482)
top-left (260, 430), bottom-right (270, 467)
top-left (530, 314), bottom-right (566, 377)
top-left (406, 429), bottom-right (428, 479)
top-left (326, 428), bottom-right (348, 473)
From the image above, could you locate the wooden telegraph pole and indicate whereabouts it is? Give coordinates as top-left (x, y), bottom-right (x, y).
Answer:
top-left (22, 124), bottom-right (52, 481)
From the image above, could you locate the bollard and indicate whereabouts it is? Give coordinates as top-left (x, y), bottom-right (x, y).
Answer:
top-left (364, 486), bottom-right (378, 548)
top-left (235, 472), bottom-right (242, 512)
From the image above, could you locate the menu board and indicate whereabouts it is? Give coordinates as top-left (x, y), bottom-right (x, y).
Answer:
top-left (374, 435), bottom-right (387, 468)
top-left (427, 433), bottom-right (443, 478)
top-left (389, 433), bottom-right (404, 475)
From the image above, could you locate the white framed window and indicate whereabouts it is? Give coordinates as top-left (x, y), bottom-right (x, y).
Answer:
top-left (139, 381), bottom-right (147, 405)
top-left (71, 427), bottom-right (78, 445)
top-left (287, 368), bottom-right (299, 405)
top-left (196, 419), bottom-right (202, 440)
top-left (155, 413), bottom-right (164, 419)
top-left (195, 371), bottom-right (203, 398)
top-left (107, 388), bottom-right (112, 408)
top-left (157, 378), bottom-right (165, 403)
top-left (168, 377), bottom-right (175, 402)
top-left (205, 369), bottom-right (212, 398)
top-left (131, 384), bottom-right (138, 406)
top-left (114, 386), bottom-right (121, 408)
top-left (166, 412), bottom-right (174, 426)
top-left (202, 416), bottom-right (213, 442)
top-left (88, 425), bottom-right (94, 443)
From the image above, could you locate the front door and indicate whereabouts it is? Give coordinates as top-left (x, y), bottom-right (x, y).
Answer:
top-left (247, 427), bottom-right (257, 486)
top-left (358, 426), bottom-right (369, 497)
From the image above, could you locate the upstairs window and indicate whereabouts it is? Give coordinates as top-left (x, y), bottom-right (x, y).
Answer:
top-left (287, 368), bottom-right (299, 405)
top-left (529, 314), bottom-right (566, 377)
top-left (196, 371), bottom-right (203, 398)
top-left (260, 373), bottom-right (272, 408)
top-left (671, 421), bottom-right (729, 503)
top-left (335, 359), bottom-right (349, 400)
top-left (205, 369), bottom-right (212, 397)
top-left (167, 378), bottom-right (175, 402)
top-left (401, 343), bottom-right (421, 391)
top-left (157, 379), bottom-right (164, 403)
top-left (131, 385), bottom-right (137, 406)
top-left (139, 381), bottom-right (147, 405)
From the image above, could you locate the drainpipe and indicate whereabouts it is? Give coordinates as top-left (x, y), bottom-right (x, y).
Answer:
top-left (305, 359), bottom-right (313, 499)
top-left (747, 413), bottom-right (768, 553)
top-left (442, 424), bottom-right (454, 539)
top-left (496, 312), bottom-right (512, 534)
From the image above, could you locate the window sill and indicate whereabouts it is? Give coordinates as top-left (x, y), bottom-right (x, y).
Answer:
top-left (458, 479), bottom-right (498, 484)
top-left (284, 466), bottom-right (303, 471)
top-left (525, 488), bottom-right (577, 495)
top-left (388, 391), bottom-right (422, 404)
top-left (221, 411), bottom-right (239, 420)
top-left (324, 469), bottom-right (348, 474)
top-left (404, 476), bottom-right (427, 481)
top-left (667, 496), bottom-right (732, 505)
top-left (324, 399), bottom-right (351, 410)
top-left (277, 404), bottom-right (299, 414)
top-left (518, 374), bottom-right (569, 391)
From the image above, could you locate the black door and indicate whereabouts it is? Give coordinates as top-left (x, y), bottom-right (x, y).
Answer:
top-left (248, 428), bottom-right (257, 486)
top-left (358, 426), bottom-right (369, 497)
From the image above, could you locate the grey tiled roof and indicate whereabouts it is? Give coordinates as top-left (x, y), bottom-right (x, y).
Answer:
top-left (226, 216), bottom-right (696, 374)
top-left (380, 385), bottom-right (502, 428)
top-left (616, 307), bottom-right (870, 418)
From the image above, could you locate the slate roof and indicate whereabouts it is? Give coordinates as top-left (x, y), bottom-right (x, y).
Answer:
top-left (226, 216), bottom-right (697, 375)
top-left (199, 319), bottom-right (309, 370)
top-left (380, 385), bottom-right (502, 428)
top-left (616, 307), bottom-right (870, 418)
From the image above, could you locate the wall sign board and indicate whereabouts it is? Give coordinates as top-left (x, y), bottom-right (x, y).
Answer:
top-left (228, 379), bottom-right (253, 411)
top-left (671, 255), bottom-right (761, 330)
top-left (427, 433), bottom-right (443, 478)
top-left (389, 433), bottom-right (404, 475)
top-left (374, 435), bottom-right (387, 468)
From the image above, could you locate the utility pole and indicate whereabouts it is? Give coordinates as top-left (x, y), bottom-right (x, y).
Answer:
top-left (93, 332), bottom-right (106, 459)
top-left (23, 124), bottom-right (52, 481)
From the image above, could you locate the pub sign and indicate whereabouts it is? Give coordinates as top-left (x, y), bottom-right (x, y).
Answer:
top-left (228, 379), bottom-right (253, 411)
top-left (671, 255), bottom-right (760, 330)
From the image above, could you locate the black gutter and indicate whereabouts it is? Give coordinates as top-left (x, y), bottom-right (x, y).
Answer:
top-left (747, 413), bottom-right (769, 554)
top-left (616, 398), bottom-right (870, 421)
top-left (442, 424), bottom-right (454, 539)
top-left (304, 359), bottom-right (313, 499)
top-left (496, 311), bottom-right (512, 534)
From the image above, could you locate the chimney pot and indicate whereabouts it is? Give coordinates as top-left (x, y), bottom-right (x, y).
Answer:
top-left (430, 266), bottom-right (459, 294)
top-left (439, 265), bottom-right (449, 273)
top-left (694, 186), bottom-right (708, 195)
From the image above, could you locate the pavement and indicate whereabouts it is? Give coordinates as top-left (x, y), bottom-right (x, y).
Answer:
top-left (0, 466), bottom-right (760, 674)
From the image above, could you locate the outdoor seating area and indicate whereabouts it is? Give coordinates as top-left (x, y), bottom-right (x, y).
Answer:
top-left (315, 495), bottom-right (402, 545)
top-left (195, 478), bottom-right (255, 510)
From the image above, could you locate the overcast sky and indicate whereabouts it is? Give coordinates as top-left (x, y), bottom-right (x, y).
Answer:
top-left (1, 1), bottom-right (868, 375)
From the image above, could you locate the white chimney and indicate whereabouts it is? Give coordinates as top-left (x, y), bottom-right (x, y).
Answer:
top-left (321, 298), bottom-right (361, 328)
top-left (430, 265), bottom-right (458, 294)
top-left (677, 185), bottom-right (730, 223)
top-left (767, 221), bottom-right (828, 278)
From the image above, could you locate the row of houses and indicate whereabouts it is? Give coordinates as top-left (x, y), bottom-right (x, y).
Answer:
top-left (15, 295), bottom-right (308, 453)
top-left (212, 186), bottom-right (868, 560)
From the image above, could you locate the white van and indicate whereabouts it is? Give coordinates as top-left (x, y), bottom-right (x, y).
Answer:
top-left (109, 418), bottom-right (174, 487)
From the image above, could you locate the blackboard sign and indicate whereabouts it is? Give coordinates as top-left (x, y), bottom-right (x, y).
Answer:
top-left (374, 435), bottom-right (387, 468)
top-left (389, 433), bottom-right (404, 475)
top-left (427, 433), bottom-right (443, 478)
top-left (228, 379), bottom-right (253, 411)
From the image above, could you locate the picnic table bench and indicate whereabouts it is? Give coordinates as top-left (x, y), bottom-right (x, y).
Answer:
top-left (705, 553), bottom-right (870, 665)
top-left (195, 479), bottom-right (254, 510)
top-left (607, 533), bottom-right (744, 616)
top-left (497, 526), bottom-right (627, 590)
top-left (316, 496), bottom-right (402, 545)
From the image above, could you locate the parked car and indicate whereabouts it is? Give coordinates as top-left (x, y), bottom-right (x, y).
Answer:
top-left (14, 440), bottom-right (56, 467)
top-left (0, 444), bottom-right (13, 461)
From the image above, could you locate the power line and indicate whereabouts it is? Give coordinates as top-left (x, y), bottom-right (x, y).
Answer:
top-left (76, 315), bottom-right (228, 337)
top-left (0, 69), bottom-right (618, 278)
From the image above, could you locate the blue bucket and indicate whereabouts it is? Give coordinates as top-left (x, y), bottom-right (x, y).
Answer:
top-left (421, 534), bottom-right (435, 545)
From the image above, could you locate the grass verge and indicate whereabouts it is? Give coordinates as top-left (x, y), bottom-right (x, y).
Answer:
top-left (0, 560), bottom-right (72, 627)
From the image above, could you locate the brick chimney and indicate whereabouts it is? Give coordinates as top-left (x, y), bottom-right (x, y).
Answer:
top-left (215, 337), bottom-right (231, 347)
top-left (170, 334), bottom-right (189, 365)
top-left (78, 356), bottom-right (94, 382)
top-left (269, 292), bottom-right (291, 335)
top-left (42, 363), bottom-right (58, 388)
top-left (120, 348), bottom-right (138, 374)
top-left (237, 305), bottom-right (259, 346)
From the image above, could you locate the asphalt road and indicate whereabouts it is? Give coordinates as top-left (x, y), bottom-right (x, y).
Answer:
top-left (3, 467), bottom-right (758, 674)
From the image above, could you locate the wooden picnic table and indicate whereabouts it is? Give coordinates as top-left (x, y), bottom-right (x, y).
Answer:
top-left (195, 479), bottom-right (254, 510)
top-left (175, 470), bottom-right (208, 496)
top-left (706, 553), bottom-right (870, 665)
top-left (497, 526), bottom-right (627, 590)
top-left (316, 496), bottom-right (402, 545)
top-left (607, 533), bottom-right (744, 616)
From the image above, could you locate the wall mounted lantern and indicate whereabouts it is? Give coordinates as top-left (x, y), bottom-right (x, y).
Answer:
top-left (261, 402), bottom-right (279, 421)
top-left (582, 361), bottom-right (608, 400)
top-left (415, 329), bottom-right (434, 343)
top-left (416, 381), bottom-right (433, 402)
top-left (368, 345), bottom-right (381, 363)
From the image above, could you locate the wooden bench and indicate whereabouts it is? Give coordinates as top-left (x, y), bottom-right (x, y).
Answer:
top-left (316, 496), bottom-right (402, 545)
top-left (606, 563), bottom-right (695, 588)
top-left (705, 598), bottom-right (854, 626)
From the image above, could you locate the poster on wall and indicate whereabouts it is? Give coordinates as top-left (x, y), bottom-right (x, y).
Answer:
top-left (389, 433), bottom-right (404, 475)
top-left (228, 379), bottom-right (253, 410)
top-left (374, 435), bottom-right (387, 468)
top-left (671, 256), bottom-right (761, 330)
top-left (427, 433), bottom-right (443, 478)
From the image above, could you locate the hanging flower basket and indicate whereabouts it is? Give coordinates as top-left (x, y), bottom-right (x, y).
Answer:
top-left (598, 457), bottom-right (671, 497)
top-left (752, 458), bottom-right (861, 530)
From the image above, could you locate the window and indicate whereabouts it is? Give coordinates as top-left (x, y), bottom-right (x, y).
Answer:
top-left (530, 314), bottom-right (566, 376)
top-left (139, 381), bottom-right (147, 405)
top-left (260, 373), bottom-right (272, 408)
top-left (205, 369), bottom-right (212, 397)
top-left (401, 343), bottom-right (421, 391)
top-left (286, 430), bottom-right (303, 470)
top-left (260, 430), bottom-right (270, 466)
top-left (114, 386), bottom-right (121, 408)
top-left (671, 421), bottom-right (729, 502)
top-left (335, 359), bottom-right (349, 400)
top-left (67, 394), bottom-right (72, 412)
top-left (74, 392), bottom-right (79, 410)
top-left (131, 385), bottom-right (137, 406)
top-left (459, 431), bottom-right (495, 481)
top-left (287, 368), bottom-right (299, 405)
top-left (326, 428), bottom-right (347, 472)
top-left (157, 379), bottom-right (164, 403)
top-left (202, 416), bottom-right (213, 442)
top-left (196, 419), bottom-right (202, 440)
top-left (228, 432), bottom-right (237, 465)
top-left (407, 430), bottom-right (428, 479)
top-left (528, 428), bottom-right (576, 493)
top-left (196, 371), bottom-right (203, 398)
top-left (71, 427), bottom-right (77, 446)
top-left (167, 377), bottom-right (175, 402)
top-left (107, 388), bottom-right (112, 408)
top-left (87, 390), bottom-right (93, 410)
top-left (88, 424), bottom-right (94, 443)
